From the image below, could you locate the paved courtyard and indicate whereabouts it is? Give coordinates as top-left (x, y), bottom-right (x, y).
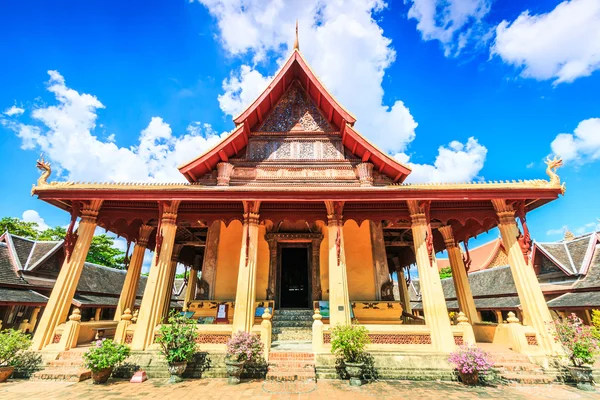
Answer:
top-left (1, 378), bottom-right (598, 400)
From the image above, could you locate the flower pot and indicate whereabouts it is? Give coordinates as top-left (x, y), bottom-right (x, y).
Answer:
top-left (225, 359), bottom-right (245, 385)
top-left (567, 366), bottom-right (595, 391)
top-left (459, 371), bottom-right (479, 386)
top-left (91, 367), bottom-right (113, 384)
top-left (168, 361), bottom-right (187, 383)
top-left (345, 362), bottom-right (364, 386)
top-left (0, 366), bottom-right (14, 383)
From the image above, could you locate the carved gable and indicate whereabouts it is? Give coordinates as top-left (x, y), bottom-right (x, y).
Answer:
top-left (256, 81), bottom-right (334, 132)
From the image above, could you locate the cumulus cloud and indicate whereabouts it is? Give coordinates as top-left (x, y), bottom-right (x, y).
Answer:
top-left (4, 105), bottom-right (25, 116)
top-left (196, 0), bottom-right (418, 154)
top-left (492, 0), bottom-right (600, 84)
top-left (2, 71), bottom-right (228, 182)
top-left (547, 221), bottom-right (600, 236)
top-left (550, 118), bottom-right (600, 164)
top-left (22, 209), bottom-right (50, 231)
top-left (406, 0), bottom-right (492, 56)
top-left (397, 137), bottom-right (487, 183)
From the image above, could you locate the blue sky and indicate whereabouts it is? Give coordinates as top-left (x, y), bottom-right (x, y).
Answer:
top-left (1, 0), bottom-right (599, 257)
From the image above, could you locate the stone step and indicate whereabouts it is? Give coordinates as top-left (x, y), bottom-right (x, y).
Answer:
top-left (32, 368), bottom-right (91, 382)
top-left (273, 331), bottom-right (312, 341)
top-left (500, 372), bottom-right (555, 384)
top-left (269, 351), bottom-right (315, 361)
top-left (272, 320), bottom-right (313, 328)
top-left (272, 327), bottom-right (311, 333)
top-left (489, 353), bottom-right (532, 363)
top-left (494, 362), bottom-right (543, 373)
top-left (270, 340), bottom-right (313, 352)
top-left (48, 359), bottom-right (86, 368)
top-left (274, 310), bottom-right (314, 318)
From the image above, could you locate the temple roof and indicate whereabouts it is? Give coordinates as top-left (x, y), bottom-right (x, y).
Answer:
top-left (436, 238), bottom-right (506, 273)
top-left (178, 49), bottom-right (412, 184)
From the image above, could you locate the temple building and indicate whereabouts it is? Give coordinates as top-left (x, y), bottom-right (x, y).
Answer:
top-left (26, 37), bottom-right (568, 376)
top-left (419, 230), bottom-right (600, 326)
top-left (0, 231), bottom-right (182, 333)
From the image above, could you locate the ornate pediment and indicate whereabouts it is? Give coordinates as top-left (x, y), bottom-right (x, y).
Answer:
top-left (256, 81), bottom-right (334, 133)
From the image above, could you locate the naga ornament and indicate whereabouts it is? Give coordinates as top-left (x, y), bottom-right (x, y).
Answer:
top-left (545, 156), bottom-right (565, 194)
top-left (36, 154), bottom-right (52, 186)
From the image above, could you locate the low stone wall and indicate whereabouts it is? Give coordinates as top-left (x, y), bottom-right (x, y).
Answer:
top-left (315, 351), bottom-right (456, 381)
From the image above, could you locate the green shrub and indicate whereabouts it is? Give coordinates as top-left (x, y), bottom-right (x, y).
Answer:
top-left (82, 339), bottom-right (130, 372)
top-left (0, 329), bottom-right (31, 367)
top-left (330, 324), bottom-right (370, 364)
top-left (156, 311), bottom-right (199, 364)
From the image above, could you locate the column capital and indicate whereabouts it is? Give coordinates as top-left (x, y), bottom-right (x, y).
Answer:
top-left (243, 201), bottom-right (261, 226)
top-left (407, 200), bottom-right (429, 226)
top-left (217, 162), bottom-right (234, 186)
top-left (356, 162), bottom-right (374, 187)
top-left (80, 200), bottom-right (103, 223)
top-left (137, 224), bottom-right (154, 248)
top-left (159, 200), bottom-right (181, 225)
top-left (438, 225), bottom-right (457, 249)
top-left (324, 201), bottom-right (344, 226)
top-left (491, 199), bottom-right (516, 225)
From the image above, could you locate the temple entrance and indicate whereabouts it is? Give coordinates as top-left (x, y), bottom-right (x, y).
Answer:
top-left (279, 246), bottom-right (311, 309)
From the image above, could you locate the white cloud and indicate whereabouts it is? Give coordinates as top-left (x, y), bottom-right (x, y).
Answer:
top-left (406, 0), bottom-right (492, 56)
top-left (196, 0), bottom-right (418, 154)
top-left (547, 221), bottom-right (600, 236)
top-left (4, 105), bottom-right (25, 116)
top-left (22, 210), bottom-right (50, 231)
top-left (3, 71), bottom-right (228, 182)
top-left (397, 137), bottom-right (487, 183)
top-left (492, 0), bottom-right (600, 84)
top-left (550, 118), bottom-right (600, 164)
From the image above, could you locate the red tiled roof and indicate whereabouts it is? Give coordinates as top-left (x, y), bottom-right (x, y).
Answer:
top-left (437, 238), bottom-right (505, 273)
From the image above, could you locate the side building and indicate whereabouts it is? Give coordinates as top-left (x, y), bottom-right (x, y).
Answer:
top-left (0, 231), bottom-right (182, 332)
top-left (411, 230), bottom-right (600, 324)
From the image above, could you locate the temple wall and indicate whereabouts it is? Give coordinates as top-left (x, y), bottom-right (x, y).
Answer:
top-left (256, 225), bottom-right (270, 301)
top-left (319, 221), bottom-right (330, 301)
top-left (214, 220), bottom-right (242, 300)
top-left (344, 220), bottom-right (377, 301)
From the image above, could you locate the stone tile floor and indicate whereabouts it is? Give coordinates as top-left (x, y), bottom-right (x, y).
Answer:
top-left (1, 379), bottom-right (598, 400)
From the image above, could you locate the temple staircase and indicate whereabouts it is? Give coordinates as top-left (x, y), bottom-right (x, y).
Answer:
top-left (489, 350), bottom-right (555, 384)
top-left (32, 347), bottom-right (91, 382)
top-left (271, 309), bottom-right (313, 343)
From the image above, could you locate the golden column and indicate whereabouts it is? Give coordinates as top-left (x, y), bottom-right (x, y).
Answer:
top-left (232, 201), bottom-right (261, 333)
top-left (161, 244), bottom-right (183, 321)
top-left (183, 254), bottom-right (201, 311)
top-left (31, 200), bottom-right (103, 350)
top-left (407, 200), bottom-right (455, 352)
top-left (438, 226), bottom-right (480, 324)
top-left (325, 201), bottom-right (351, 326)
top-left (491, 199), bottom-right (562, 355)
top-left (131, 201), bottom-right (180, 350)
top-left (114, 225), bottom-right (154, 321)
top-left (393, 261), bottom-right (412, 315)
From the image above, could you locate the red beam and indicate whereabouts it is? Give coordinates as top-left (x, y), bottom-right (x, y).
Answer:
top-left (218, 150), bottom-right (228, 162)
top-left (362, 151), bottom-right (371, 163)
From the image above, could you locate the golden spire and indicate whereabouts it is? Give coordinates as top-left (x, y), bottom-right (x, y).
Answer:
top-left (563, 227), bottom-right (574, 242)
top-left (294, 19), bottom-right (299, 50)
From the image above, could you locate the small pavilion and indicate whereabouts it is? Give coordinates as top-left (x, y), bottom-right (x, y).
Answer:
top-left (29, 34), bottom-right (566, 370)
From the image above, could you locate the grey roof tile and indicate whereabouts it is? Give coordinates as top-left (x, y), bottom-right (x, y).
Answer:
top-left (0, 287), bottom-right (48, 304)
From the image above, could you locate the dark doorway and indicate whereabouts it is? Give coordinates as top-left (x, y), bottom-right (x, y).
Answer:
top-left (279, 247), bottom-right (310, 309)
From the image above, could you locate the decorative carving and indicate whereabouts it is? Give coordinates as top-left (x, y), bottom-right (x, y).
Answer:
top-left (325, 201), bottom-right (344, 265)
top-left (124, 333), bottom-right (133, 344)
top-left (454, 335), bottom-right (464, 346)
top-left (368, 333), bottom-right (432, 345)
top-left (463, 238), bottom-right (472, 272)
top-left (52, 333), bottom-right (62, 344)
top-left (515, 202), bottom-right (532, 262)
top-left (356, 162), bottom-right (374, 187)
top-left (525, 334), bottom-right (539, 346)
top-left (381, 281), bottom-right (395, 301)
top-left (64, 203), bottom-right (80, 262)
top-left (36, 154), bottom-right (51, 186)
top-left (195, 334), bottom-right (230, 344)
top-left (216, 162), bottom-right (234, 186)
top-left (257, 81), bottom-right (333, 132)
top-left (545, 156), bottom-right (565, 193)
top-left (196, 279), bottom-right (209, 300)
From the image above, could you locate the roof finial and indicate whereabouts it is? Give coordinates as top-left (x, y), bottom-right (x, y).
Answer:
top-left (294, 19), bottom-right (299, 51)
top-left (563, 227), bottom-right (574, 242)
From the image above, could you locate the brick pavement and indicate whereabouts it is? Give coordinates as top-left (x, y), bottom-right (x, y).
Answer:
top-left (1, 378), bottom-right (598, 400)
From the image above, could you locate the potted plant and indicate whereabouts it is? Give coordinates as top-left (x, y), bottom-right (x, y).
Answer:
top-left (330, 324), bottom-right (371, 386)
top-left (82, 338), bottom-right (130, 384)
top-left (448, 345), bottom-right (493, 385)
top-left (225, 331), bottom-right (263, 385)
top-left (550, 313), bottom-right (599, 390)
top-left (155, 311), bottom-right (199, 383)
top-left (0, 329), bottom-right (31, 383)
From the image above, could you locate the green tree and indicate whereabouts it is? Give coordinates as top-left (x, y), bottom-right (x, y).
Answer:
top-left (439, 267), bottom-right (452, 279)
top-left (38, 226), bottom-right (67, 241)
top-left (0, 217), bottom-right (39, 238)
